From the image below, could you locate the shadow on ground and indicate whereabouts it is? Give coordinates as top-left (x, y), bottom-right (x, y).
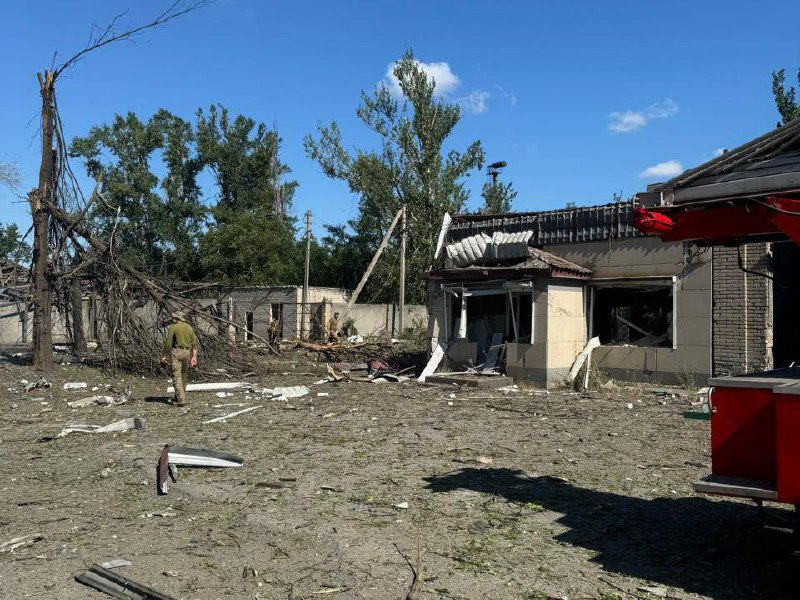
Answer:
top-left (424, 468), bottom-right (797, 600)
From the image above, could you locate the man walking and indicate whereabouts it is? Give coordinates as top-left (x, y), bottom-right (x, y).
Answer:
top-left (327, 312), bottom-right (340, 343)
top-left (161, 311), bottom-right (198, 406)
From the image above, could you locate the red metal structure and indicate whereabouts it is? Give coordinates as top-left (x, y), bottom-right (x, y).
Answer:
top-left (633, 117), bottom-right (800, 505)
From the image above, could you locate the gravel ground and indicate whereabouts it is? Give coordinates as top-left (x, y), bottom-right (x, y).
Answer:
top-left (0, 354), bottom-right (796, 599)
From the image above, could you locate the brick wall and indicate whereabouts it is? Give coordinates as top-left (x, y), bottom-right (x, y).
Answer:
top-left (712, 244), bottom-right (772, 375)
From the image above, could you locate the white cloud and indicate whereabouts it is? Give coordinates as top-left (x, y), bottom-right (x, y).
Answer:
top-left (639, 160), bottom-right (684, 179)
top-left (609, 98), bottom-right (679, 133)
top-left (457, 90), bottom-right (490, 115)
top-left (646, 98), bottom-right (679, 119)
top-left (384, 60), bottom-right (460, 98)
top-left (609, 111), bottom-right (648, 133)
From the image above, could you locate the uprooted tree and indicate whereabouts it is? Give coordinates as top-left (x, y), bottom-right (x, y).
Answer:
top-left (25, 2), bottom-right (266, 374)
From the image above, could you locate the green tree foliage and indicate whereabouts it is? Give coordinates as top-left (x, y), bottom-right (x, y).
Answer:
top-left (70, 105), bottom-right (298, 285)
top-left (481, 180), bottom-right (517, 214)
top-left (772, 68), bottom-right (800, 124)
top-left (196, 105), bottom-right (299, 285)
top-left (0, 223), bottom-right (31, 264)
top-left (70, 111), bottom-right (206, 279)
top-left (305, 50), bottom-right (484, 303)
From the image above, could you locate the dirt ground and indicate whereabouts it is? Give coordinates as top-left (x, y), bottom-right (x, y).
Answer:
top-left (0, 352), bottom-right (797, 600)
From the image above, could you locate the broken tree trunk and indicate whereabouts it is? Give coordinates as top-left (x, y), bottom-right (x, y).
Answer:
top-left (339, 207), bottom-right (403, 324)
top-left (30, 70), bottom-right (56, 372)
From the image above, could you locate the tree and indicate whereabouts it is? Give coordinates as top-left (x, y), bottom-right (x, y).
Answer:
top-left (772, 68), bottom-right (800, 124)
top-left (30, 1), bottom-right (208, 371)
top-left (70, 110), bottom-right (206, 279)
top-left (0, 162), bottom-right (21, 189)
top-left (305, 50), bottom-right (484, 303)
top-left (196, 104), bottom-right (299, 285)
top-left (481, 180), bottom-right (517, 214)
top-left (0, 223), bottom-right (31, 264)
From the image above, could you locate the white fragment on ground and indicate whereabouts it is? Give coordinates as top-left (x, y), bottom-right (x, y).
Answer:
top-left (270, 386), bottom-right (310, 399)
top-left (393, 501), bottom-right (409, 509)
top-left (58, 417), bottom-right (143, 437)
top-left (63, 382), bottom-right (87, 390)
top-left (202, 405), bottom-right (260, 424)
top-left (0, 533), bottom-right (43, 553)
top-left (167, 382), bottom-right (251, 393)
top-left (215, 392), bottom-right (232, 398)
top-left (67, 395), bottom-right (121, 408)
top-left (498, 385), bottom-right (519, 393)
top-left (317, 392), bottom-right (329, 397)
top-left (626, 403), bottom-right (634, 409)
top-left (101, 559), bottom-right (132, 569)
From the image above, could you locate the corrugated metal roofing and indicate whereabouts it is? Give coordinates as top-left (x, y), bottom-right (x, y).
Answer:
top-left (448, 202), bottom-right (640, 245)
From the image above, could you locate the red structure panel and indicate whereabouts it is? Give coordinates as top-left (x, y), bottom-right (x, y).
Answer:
top-left (776, 394), bottom-right (800, 503)
top-left (711, 387), bottom-right (776, 483)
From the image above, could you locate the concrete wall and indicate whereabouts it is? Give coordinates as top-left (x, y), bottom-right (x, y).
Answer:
top-left (546, 283), bottom-right (587, 380)
top-left (331, 302), bottom-right (427, 338)
top-left (553, 237), bottom-right (712, 385)
top-left (0, 302), bottom-right (28, 344)
top-left (712, 244), bottom-right (772, 376)
top-left (506, 280), bottom-right (585, 387)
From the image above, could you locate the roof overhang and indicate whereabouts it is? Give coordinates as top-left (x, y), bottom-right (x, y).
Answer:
top-left (428, 266), bottom-right (590, 281)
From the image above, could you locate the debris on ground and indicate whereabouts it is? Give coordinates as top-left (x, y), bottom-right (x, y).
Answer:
top-left (166, 382), bottom-right (251, 393)
top-left (0, 533), bottom-right (43, 553)
top-left (62, 382), bottom-right (88, 390)
top-left (75, 564), bottom-right (176, 599)
top-left (202, 405), bottom-right (260, 424)
top-left (25, 378), bottom-right (51, 392)
top-left (67, 395), bottom-right (125, 408)
top-left (58, 417), bottom-right (144, 438)
top-left (265, 385), bottom-right (310, 400)
top-left (418, 342), bottom-right (446, 382)
top-left (100, 559), bottom-right (133, 570)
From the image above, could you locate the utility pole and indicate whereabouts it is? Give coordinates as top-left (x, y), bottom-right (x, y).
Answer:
top-left (301, 210), bottom-right (311, 339)
top-left (398, 204), bottom-right (407, 334)
top-left (31, 70), bottom-right (56, 372)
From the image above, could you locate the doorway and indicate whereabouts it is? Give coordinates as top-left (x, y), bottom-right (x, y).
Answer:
top-left (772, 241), bottom-right (800, 367)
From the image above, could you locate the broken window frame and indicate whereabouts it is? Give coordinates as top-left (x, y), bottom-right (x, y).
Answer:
top-left (587, 276), bottom-right (677, 350)
top-left (440, 280), bottom-right (535, 345)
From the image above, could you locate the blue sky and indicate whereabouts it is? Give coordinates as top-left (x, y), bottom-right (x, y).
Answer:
top-left (1, 0), bottom-right (799, 238)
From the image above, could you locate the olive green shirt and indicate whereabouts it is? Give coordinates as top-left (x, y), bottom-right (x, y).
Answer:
top-left (164, 322), bottom-right (198, 352)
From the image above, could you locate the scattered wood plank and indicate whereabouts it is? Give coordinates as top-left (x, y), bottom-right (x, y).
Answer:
top-left (418, 343), bottom-right (446, 382)
top-left (567, 337), bottom-right (600, 383)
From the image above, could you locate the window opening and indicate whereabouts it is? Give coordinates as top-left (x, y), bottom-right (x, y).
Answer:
top-left (592, 286), bottom-right (672, 347)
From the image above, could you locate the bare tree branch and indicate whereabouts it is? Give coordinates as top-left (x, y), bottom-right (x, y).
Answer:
top-left (53, 1), bottom-right (211, 78)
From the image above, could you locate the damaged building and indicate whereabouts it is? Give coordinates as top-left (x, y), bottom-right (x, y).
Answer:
top-left (427, 202), bottom-right (716, 387)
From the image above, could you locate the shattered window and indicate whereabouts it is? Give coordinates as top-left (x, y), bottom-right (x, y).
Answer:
top-left (593, 286), bottom-right (672, 347)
